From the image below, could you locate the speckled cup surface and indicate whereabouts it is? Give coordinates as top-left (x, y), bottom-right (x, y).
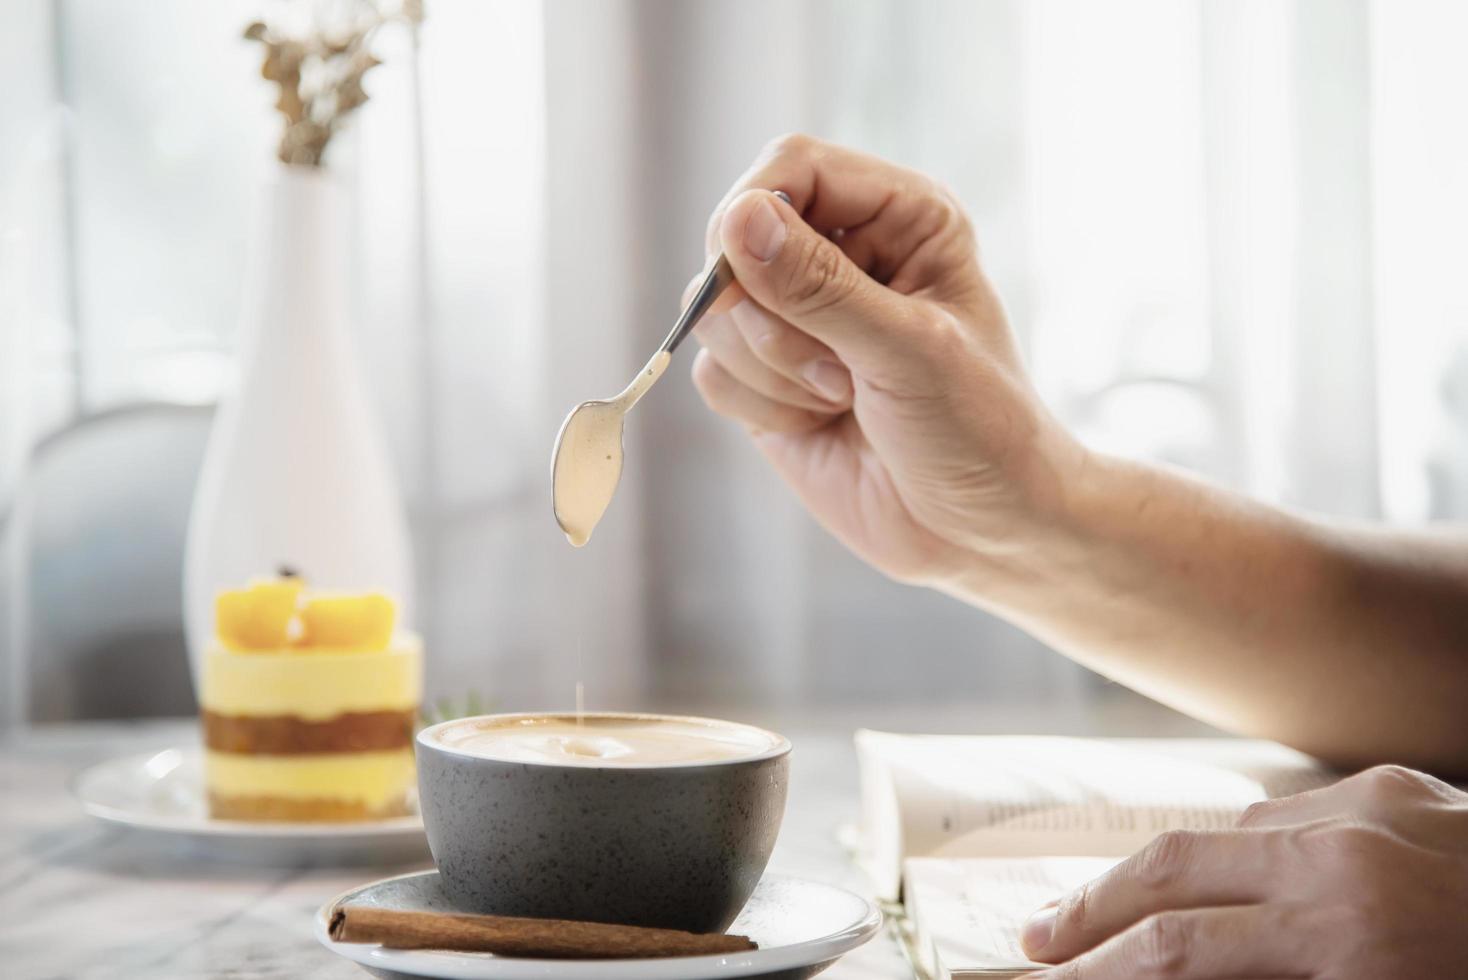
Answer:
top-left (415, 712), bottom-right (791, 933)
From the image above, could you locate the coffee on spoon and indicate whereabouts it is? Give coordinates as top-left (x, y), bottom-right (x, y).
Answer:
top-left (550, 190), bottom-right (792, 548)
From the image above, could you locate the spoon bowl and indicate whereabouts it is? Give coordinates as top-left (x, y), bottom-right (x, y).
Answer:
top-left (550, 351), bottom-right (670, 547)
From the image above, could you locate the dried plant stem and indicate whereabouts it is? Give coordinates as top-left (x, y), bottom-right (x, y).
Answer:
top-left (245, 1), bottom-right (424, 168)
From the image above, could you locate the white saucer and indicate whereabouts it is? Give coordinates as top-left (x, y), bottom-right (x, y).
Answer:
top-left (71, 747), bottom-right (430, 866)
top-left (315, 870), bottom-right (883, 980)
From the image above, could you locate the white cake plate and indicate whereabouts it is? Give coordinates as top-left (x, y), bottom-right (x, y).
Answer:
top-left (70, 747), bottom-right (430, 866)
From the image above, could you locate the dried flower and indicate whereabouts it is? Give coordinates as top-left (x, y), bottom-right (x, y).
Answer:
top-left (244, 1), bottom-right (424, 168)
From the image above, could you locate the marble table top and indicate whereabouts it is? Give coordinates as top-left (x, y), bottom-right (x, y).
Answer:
top-left (1, 703), bottom-right (1212, 979)
top-left (0, 718), bottom-right (909, 980)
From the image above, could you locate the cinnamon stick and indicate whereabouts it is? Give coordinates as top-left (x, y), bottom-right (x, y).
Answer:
top-left (328, 905), bottom-right (758, 959)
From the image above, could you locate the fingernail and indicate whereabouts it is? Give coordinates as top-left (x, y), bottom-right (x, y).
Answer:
top-left (742, 197), bottom-right (787, 262)
top-left (1020, 905), bottom-right (1058, 956)
top-left (802, 359), bottom-right (852, 403)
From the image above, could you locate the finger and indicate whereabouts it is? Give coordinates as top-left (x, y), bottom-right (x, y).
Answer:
top-left (719, 188), bottom-right (943, 385)
top-left (703, 134), bottom-right (963, 285)
top-left (831, 179), bottom-right (977, 295)
top-left (1023, 831), bottom-right (1278, 964)
top-left (1024, 905), bottom-right (1314, 980)
top-left (728, 296), bottom-right (853, 406)
top-left (704, 134), bottom-right (906, 251)
top-left (682, 272), bottom-right (854, 407)
top-left (692, 307), bottom-right (844, 412)
top-left (1236, 787), bottom-right (1349, 831)
top-left (1238, 765), bottom-right (1465, 834)
top-left (690, 349), bottom-right (832, 434)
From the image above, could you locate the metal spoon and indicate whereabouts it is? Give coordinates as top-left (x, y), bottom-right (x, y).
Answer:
top-left (656, 189), bottom-right (791, 356)
top-left (551, 190), bottom-right (791, 545)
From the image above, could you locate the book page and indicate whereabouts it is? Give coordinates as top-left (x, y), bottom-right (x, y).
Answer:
top-left (905, 856), bottom-right (1121, 979)
top-left (1126, 738), bottom-right (1338, 799)
top-left (882, 734), bottom-right (1272, 854)
top-left (856, 733), bottom-right (1331, 897)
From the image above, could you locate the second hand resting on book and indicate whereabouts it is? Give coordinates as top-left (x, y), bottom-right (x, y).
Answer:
top-left (689, 134), bottom-right (1468, 979)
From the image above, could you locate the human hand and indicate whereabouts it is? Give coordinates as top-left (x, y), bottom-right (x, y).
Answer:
top-left (1018, 765), bottom-right (1468, 978)
top-left (689, 135), bottom-right (1083, 586)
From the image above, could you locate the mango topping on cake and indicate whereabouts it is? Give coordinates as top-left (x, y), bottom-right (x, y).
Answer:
top-left (214, 577), bottom-right (396, 653)
top-left (200, 573), bottom-right (422, 823)
top-left (216, 577), bottom-right (304, 651)
top-left (300, 592), bottom-right (395, 650)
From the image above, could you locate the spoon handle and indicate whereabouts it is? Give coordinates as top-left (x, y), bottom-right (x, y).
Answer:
top-left (659, 190), bottom-right (791, 355)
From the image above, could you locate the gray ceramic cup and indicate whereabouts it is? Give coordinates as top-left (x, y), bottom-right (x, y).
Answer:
top-left (415, 712), bottom-right (791, 933)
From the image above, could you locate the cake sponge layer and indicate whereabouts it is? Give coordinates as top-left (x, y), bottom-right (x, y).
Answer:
top-left (202, 709), bottom-right (416, 754)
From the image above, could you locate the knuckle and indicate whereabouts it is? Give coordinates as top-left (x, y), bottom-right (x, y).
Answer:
top-left (1059, 881), bottom-right (1094, 939)
top-left (747, 319), bottom-right (802, 365)
top-left (1356, 764), bottom-right (1410, 795)
top-left (920, 307), bottom-right (970, 359)
top-left (765, 131), bottom-right (817, 160)
top-left (1136, 830), bottom-right (1196, 892)
top-left (1288, 819), bottom-right (1337, 861)
top-left (924, 185), bottom-right (962, 228)
top-left (1237, 800), bottom-right (1273, 828)
top-left (1305, 820), bottom-right (1396, 875)
top-left (916, 179), bottom-right (975, 242)
top-left (1355, 764), bottom-right (1435, 801)
top-left (1335, 822), bottom-right (1392, 859)
top-left (1263, 822), bottom-right (1306, 866)
top-left (1134, 912), bottom-right (1192, 978)
top-left (784, 237), bottom-right (850, 314)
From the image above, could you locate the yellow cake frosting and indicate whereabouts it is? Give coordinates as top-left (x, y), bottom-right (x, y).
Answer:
top-left (204, 748), bottom-right (417, 810)
top-left (200, 637), bottom-right (423, 721)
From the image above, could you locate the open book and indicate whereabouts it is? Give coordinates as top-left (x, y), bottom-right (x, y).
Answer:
top-left (855, 733), bottom-right (1335, 979)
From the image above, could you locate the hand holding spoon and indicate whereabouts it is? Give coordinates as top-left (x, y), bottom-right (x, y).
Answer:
top-left (551, 191), bottom-right (791, 547)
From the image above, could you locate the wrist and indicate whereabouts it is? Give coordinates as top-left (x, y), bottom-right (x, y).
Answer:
top-left (929, 420), bottom-right (1107, 607)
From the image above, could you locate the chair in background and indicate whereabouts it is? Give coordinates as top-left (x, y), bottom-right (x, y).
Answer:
top-left (3, 402), bottom-right (213, 725)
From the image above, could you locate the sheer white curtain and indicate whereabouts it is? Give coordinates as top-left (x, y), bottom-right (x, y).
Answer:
top-left (526, 0), bottom-right (1468, 712)
top-left (5, 0), bottom-right (1467, 721)
top-left (0, 3), bottom-right (73, 505)
top-left (1371, 0), bottom-right (1468, 519)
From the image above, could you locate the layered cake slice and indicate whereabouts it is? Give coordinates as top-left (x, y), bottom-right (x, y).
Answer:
top-left (201, 576), bottom-right (423, 822)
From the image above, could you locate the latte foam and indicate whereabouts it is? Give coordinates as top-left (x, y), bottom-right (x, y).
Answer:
top-left (427, 714), bottom-right (785, 767)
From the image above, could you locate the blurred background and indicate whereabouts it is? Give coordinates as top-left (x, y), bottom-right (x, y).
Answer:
top-left (3, 0), bottom-right (1466, 730)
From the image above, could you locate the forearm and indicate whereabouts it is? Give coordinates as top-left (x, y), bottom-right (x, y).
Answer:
top-left (948, 450), bottom-right (1468, 775)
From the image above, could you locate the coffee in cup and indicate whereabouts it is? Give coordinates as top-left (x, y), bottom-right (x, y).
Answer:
top-left (415, 712), bottom-right (790, 932)
top-left (429, 714), bottom-right (783, 767)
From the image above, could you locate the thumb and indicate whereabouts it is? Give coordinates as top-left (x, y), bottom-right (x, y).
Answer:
top-left (719, 189), bottom-right (933, 380)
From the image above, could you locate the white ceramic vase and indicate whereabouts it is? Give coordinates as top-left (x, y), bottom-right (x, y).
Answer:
top-left (184, 166), bottom-right (414, 696)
